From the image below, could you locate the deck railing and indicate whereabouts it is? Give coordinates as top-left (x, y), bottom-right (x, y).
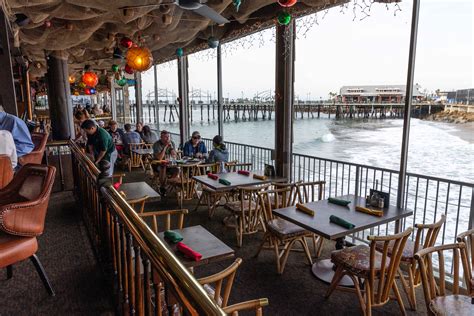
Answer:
top-left (69, 141), bottom-right (225, 315)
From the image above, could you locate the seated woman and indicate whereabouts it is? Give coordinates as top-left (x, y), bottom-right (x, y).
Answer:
top-left (141, 125), bottom-right (158, 144)
top-left (183, 131), bottom-right (207, 158)
top-left (207, 135), bottom-right (229, 163)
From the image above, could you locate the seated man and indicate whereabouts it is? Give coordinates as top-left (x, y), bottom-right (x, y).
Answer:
top-left (207, 135), bottom-right (229, 163)
top-left (81, 119), bottom-right (117, 177)
top-left (0, 110), bottom-right (34, 160)
top-left (122, 123), bottom-right (142, 155)
top-left (0, 130), bottom-right (17, 168)
top-left (183, 131), bottom-right (207, 158)
top-left (152, 130), bottom-right (178, 195)
top-left (107, 120), bottom-right (125, 156)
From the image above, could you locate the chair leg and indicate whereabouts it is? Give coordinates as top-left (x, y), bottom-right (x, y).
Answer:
top-left (406, 265), bottom-right (417, 310)
top-left (254, 232), bottom-right (270, 258)
top-left (6, 265), bottom-right (13, 279)
top-left (364, 280), bottom-right (372, 316)
top-left (30, 254), bottom-right (55, 296)
top-left (299, 238), bottom-right (313, 265)
top-left (325, 265), bottom-right (345, 298)
top-left (392, 281), bottom-right (407, 316)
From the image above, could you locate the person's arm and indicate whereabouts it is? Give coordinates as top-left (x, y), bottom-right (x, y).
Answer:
top-left (170, 141), bottom-right (177, 159)
top-left (182, 142), bottom-right (190, 157)
top-left (95, 151), bottom-right (107, 164)
top-left (155, 144), bottom-right (168, 160)
top-left (201, 142), bottom-right (208, 154)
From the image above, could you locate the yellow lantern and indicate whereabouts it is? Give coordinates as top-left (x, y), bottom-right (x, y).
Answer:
top-left (68, 75), bottom-right (76, 84)
top-left (126, 46), bottom-right (153, 72)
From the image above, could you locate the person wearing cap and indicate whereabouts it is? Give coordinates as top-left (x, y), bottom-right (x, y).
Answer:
top-left (207, 135), bottom-right (229, 163)
top-left (183, 131), bottom-right (207, 158)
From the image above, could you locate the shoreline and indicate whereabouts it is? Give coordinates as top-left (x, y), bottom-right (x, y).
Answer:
top-left (423, 110), bottom-right (474, 124)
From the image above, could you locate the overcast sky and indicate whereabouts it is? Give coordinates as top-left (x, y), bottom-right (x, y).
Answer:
top-left (141, 0), bottom-right (473, 100)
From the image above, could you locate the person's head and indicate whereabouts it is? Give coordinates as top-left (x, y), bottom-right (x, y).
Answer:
top-left (81, 119), bottom-right (97, 135)
top-left (212, 135), bottom-right (223, 148)
top-left (160, 130), bottom-right (171, 144)
top-left (143, 125), bottom-right (151, 136)
top-left (98, 160), bottom-right (110, 175)
top-left (124, 123), bottom-right (132, 132)
top-left (191, 131), bottom-right (201, 145)
top-left (136, 122), bottom-right (143, 132)
top-left (74, 110), bottom-right (87, 122)
top-left (109, 120), bottom-right (118, 132)
top-left (98, 120), bottom-right (105, 128)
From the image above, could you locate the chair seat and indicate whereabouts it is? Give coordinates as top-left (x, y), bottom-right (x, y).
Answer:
top-left (429, 295), bottom-right (473, 316)
top-left (0, 231), bottom-right (38, 268)
top-left (202, 284), bottom-right (223, 306)
top-left (375, 239), bottom-right (419, 262)
top-left (267, 218), bottom-right (308, 239)
top-left (331, 245), bottom-right (390, 278)
top-left (224, 200), bottom-right (258, 213)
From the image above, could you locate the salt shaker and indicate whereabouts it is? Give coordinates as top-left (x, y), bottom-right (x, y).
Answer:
top-left (378, 198), bottom-right (385, 208)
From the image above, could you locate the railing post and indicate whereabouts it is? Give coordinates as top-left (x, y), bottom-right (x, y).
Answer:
top-left (354, 166), bottom-right (360, 197)
top-left (469, 187), bottom-right (474, 230)
top-left (251, 153), bottom-right (255, 169)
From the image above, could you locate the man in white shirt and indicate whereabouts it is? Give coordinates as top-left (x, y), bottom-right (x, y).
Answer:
top-left (0, 130), bottom-right (18, 168)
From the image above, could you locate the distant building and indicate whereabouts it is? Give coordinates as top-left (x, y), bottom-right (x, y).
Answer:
top-left (446, 88), bottom-right (473, 104)
top-left (339, 84), bottom-right (423, 103)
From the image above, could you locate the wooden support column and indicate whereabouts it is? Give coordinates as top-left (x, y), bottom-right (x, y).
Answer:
top-left (177, 55), bottom-right (190, 146)
top-left (0, 10), bottom-right (17, 115)
top-left (153, 64), bottom-right (160, 131)
top-left (135, 72), bottom-right (143, 123)
top-left (46, 51), bottom-right (74, 140)
top-left (110, 78), bottom-right (117, 120)
top-left (217, 44), bottom-right (224, 137)
top-left (274, 20), bottom-right (295, 180)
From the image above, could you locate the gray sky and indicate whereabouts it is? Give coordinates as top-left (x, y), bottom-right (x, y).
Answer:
top-left (141, 0), bottom-right (473, 100)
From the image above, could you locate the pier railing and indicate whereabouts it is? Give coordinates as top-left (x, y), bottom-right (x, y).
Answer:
top-left (175, 133), bottom-right (473, 278)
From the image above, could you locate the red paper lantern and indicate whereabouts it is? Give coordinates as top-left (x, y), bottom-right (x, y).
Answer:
top-left (124, 64), bottom-right (134, 74)
top-left (126, 47), bottom-right (153, 72)
top-left (120, 37), bottom-right (133, 49)
top-left (84, 88), bottom-right (91, 95)
top-left (82, 71), bottom-right (98, 87)
top-left (278, 0), bottom-right (297, 7)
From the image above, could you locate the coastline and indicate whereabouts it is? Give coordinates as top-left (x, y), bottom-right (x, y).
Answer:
top-left (424, 110), bottom-right (474, 124)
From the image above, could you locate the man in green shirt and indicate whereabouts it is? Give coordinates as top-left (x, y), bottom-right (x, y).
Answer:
top-left (82, 119), bottom-right (117, 177)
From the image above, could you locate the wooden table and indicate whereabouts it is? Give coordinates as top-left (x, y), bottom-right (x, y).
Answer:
top-left (132, 148), bottom-right (153, 155)
top-left (158, 225), bottom-right (235, 268)
top-left (192, 170), bottom-right (285, 192)
top-left (273, 194), bottom-right (413, 285)
top-left (119, 182), bottom-right (160, 201)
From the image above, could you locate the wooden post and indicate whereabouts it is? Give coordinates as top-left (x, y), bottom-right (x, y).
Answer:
top-left (274, 20), bottom-right (295, 180)
top-left (153, 65), bottom-right (160, 130)
top-left (0, 10), bottom-right (17, 115)
top-left (217, 44), bottom-right (224, 137)
top-left (135, 72), bottom-right (143, 124)
top-left (177, 55), bottom-right (190, 146)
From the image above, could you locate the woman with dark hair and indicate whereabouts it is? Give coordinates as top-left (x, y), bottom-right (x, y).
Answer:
top-left (141, 125), bottom-right (158, 144)
top-left (207, 135), bottom-right (229, 163)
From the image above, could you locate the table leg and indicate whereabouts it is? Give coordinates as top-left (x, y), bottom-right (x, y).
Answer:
top-left (311, 237), bottom-right (354, 287)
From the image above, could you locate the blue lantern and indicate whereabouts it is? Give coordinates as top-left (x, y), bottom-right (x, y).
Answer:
top-left (89, 88), bottom-right (96, 94)
top-left (207, 36), bottom-right (219, 49)
top-left (126, 79), bottom-right (136, 86)
top-left (176, 47), bottom-right (184, 57)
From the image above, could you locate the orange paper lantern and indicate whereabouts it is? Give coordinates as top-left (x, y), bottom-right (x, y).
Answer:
top-left (126, 46), bottom-right (153, 72)
top-left (82, 71), bottom-right (98, 87)
top-left (68, 75), bottom-right (76, 84)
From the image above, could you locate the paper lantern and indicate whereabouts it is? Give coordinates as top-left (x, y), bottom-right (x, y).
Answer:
top-left (278, 0), bottom-right (297, 7)
top-left (277, 12), bottom-right (292, 25)
top-left (82, 71), bottom-right (98, 87)
top-left (176, 48), bottom-right (184, 57)
top-left (126, 46), bottom-right (153, 72)
top-left (68, 75), bottom-right (76, 84)
top-left (111, 64), bottom-right (119, 72)
top-left (124, 64), bottom-right (134, 74)
top-left (116, 77), bottom-right (127, 87)
top-left (127, 79), bottom-right (136, 85)
top-left (73, 91), bottom-right (80, 96)
top-left (84, 88), bottom-right (91, 95)
top-left (208, 36), bottom-right (219, 49)
top-left (78, 82), bottom-right (86, 89)
top-left (89, 88), bottom-right (96, 94)
top-left (120, 37), bottom-right (133, 49)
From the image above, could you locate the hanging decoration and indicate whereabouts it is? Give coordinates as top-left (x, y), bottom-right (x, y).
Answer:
top-left (111, 64), bottom-right (119, 72)
top-left (124, 64), bottom-right (135, 74)
top-left (113, 47), bottom-right (124, 59)
top-left (233, 0), bottom-right (241, 12)
top-left (207, 36), bottom-right (219, 49)
top-left (68, 75), bottom-right (76, 84)
top-left (116, 77), bottom-right (127, 87)
top-left (126, 46), bottom-right (153, 71)
top-left (120, 37), bottom-right (133, 49)
top-left (277, 0), bottom-right (297, 7)
top-left (277, 12), bottom-right (291, 25)
top-left (126, 79), bottom-right (136, 86)
top-left (89, 88), bottom-right (96, 94)
top-left (78, 82), bottom-right (86, 89)
top-left (82, 71), bottom-right (98, 87)
top-left (84, 87), bottom-right (91, 95)
top-left (176, 47), bottom-right (184, 57)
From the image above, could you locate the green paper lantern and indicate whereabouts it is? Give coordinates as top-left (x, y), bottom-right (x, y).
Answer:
top-left (176, 48), bottom-right (184, 57)
top-left (277, 12), bottom-right (291, 26)
top-left (111, 64), bottom-right (119, 72)
top-left (116, 77), bottom-right (127, 87)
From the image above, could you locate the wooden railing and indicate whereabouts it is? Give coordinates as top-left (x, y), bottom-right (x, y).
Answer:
top-left (69, 141), bottom-right (225, 315)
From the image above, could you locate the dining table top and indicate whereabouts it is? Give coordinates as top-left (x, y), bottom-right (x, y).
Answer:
top-left (273, 194), bottom-right (413, 240)
top-left (119, 182), bottom-right (160, 201)
top-left (192, 170), bottom-right (286, 192)
top-left (131, 148), bottom-right (154, 155)
top-left (158, 225), bottom-right (235, 268)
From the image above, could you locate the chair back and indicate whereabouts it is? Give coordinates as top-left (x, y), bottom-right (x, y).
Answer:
top-left (258, 187), bottom-right (295, 223)
top-left (138, 209), bottom-right (188, 233)
top-left (272, 181), bottom-right (300, 205)
top-left (198, 258), bottom-right (243, 307)
top-left (414, 243), bottom-right (471, 315)
top-left (225, 161), bottom-right (252, 172)
top-left (18, 132), bottom-right (48, 165)
top-left (294, 181), bottom-right (325, 203)
top-left (457, 229), bottom-right (474, 298)
top-left (222, 298), bottom-right (269, 315)
top-left (177, 164), bottom-right (199, 202)
top-left (195, 162), bottom-right (219, 175)
top-left (32, 132), bottom-right (48, 152)
top-left (127, 195), bottom-right (149, 213)
top-left (0, 164), bottom-right (56, 236)
top-left (368, 227), bottom-right (413, 306)
top-left (236, 185), bottom-right (269, 234)
top-left (129, 142), bottom-right (144, 169)
top-left (0, 155), bottom-right (13, 189)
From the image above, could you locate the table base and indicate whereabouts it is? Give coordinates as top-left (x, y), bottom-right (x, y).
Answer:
top-left (311, 259), bottom-right (354, 287)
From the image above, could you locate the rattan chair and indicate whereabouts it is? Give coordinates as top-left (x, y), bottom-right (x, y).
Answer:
top-left (255, 188), bottom-right (313, 274)
top-left (127, 195), bottom-right (149, 214)
top-left (326, 227), bottom-right (413, 316)
top-left (193, 162), bottom-right (222, 218)
top-left (225, 161), bottom-right (252, 172)
top-left (168, 163), bottom-right (199, 208)
top-left (224, 185), bottom-right (269, 247)
top-left (128, 143), bottom-right (146, 172)
top-left (415, 243), bottom-right (473, 315)
top-left (223, 298), bottom-right (269, 316)
top-left (457, 228), bottom-right (474, 304)
top-left (375, 215), bottom-right (446, 310)
top-left (138, 209), bottom-right (188, 233)
top-left (198, 258), bottom-right (242, 307)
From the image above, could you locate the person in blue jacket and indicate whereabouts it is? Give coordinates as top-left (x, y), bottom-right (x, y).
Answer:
top-left (0, 109), bottom-right (34, 159)
top-left (183, 131), bottom-right (207, 158)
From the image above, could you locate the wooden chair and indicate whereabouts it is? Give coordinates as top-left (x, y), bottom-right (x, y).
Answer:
top-left (112, 173), bottom-right (125, 185)
top-left (193, 162), bottom-right (222, 217)
top-left (0, 155), bottom-right (13, 189)
top-left (457, 228), bottom-right (474, 304)
top-left (18, 132), bottom-right (48, 165)
top-left (128, 142), bottom-right (145, 172)
top-left (375, 215), bottom-right (446, 310)
top-left (169, 163), bottom-right (199, 208)
top-left (197, 258), bottom-right (242, 307)
top-left (225, 161), bottom-right (252, 172)
top-left (414, 242), bottom-right (473, 316)
top-left (224, 185), bottom-right (269, 247)
top-left (127, 195), bottom-right (149, 214)
top-left (223, 298), bottom-right (269, 315)
top-left (255, 188), bottom-right (313, 274)
top-left (326, 227), bottom-right (413, 316)
top-left (138, 209), bottom-right (188, 233)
